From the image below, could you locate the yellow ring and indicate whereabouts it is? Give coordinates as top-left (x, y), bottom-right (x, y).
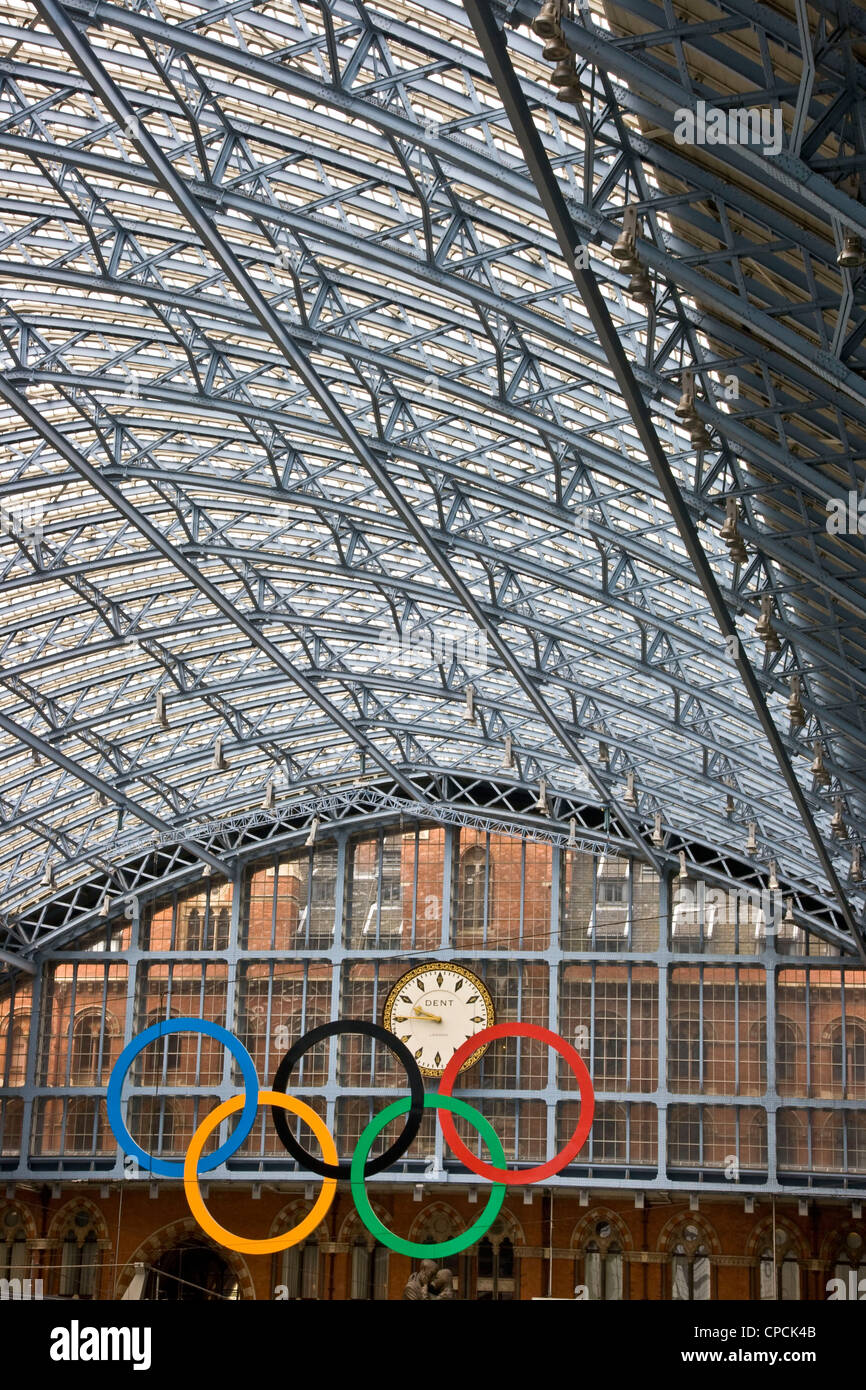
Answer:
top-left (183, 1089), bottom-right (337, 1254)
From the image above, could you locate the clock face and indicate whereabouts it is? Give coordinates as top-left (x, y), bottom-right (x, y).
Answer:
top-left (382, 964), bottom-right (494, 1077)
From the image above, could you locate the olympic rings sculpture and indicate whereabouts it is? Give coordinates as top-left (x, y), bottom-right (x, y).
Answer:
top-left (106, 1017), bottom-right (594, 1257)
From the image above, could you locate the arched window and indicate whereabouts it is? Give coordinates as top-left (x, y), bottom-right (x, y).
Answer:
top-left (277, 1239), bottom-right (319, 1299)
top-left (58, 1211), bottom-right (100, 1298)
top-left (131, 1098), bottom-right (175, 1156)
top-left (814, 1111), bottom-right (844, 1170)
top-left (182, 906), bottom-right (203, 951)
top-left (0, 1207), bottom-right (28, 1280)
top-left (71, 1013), bottom-right (103, 1084)
top-left (594, 1010), bottom-right (626, 1088)
top-left (776, 1019), bottom-right (799, 1090)
top-left (669, 1017), bottom-right (701, 1089)
top-left (66, 1098), bottom-right (106, 1154)
top-left (476, 1235), bottom-right (516, 1300)
top-left (758, 1229), bottom-right (801, 1300)
top-left (483, 965), bottom-right (519, 1087)
top-left (595, 855), bottom-right (629, 938)
top-left (3, 1020), bottom-right (29, 1086)
top-left (831, 1230), bottom-right (866, 1295)
top-left (0, 1098), bottom-right (23, 1156)
top-left (777, 1110), bottom-right (807, 1170)
top-left (592, 1103), bottom-right (627, 1164)
top-left (141, 1011), bottom-right (182, 1081)
top-left (215, 907), bottom-right (230, 951)
top-left (745, 1018), bottom-right (768, 1093)
top-left (668, 1106), bottom-right (702, 1166)
top-left (669, 1225), bottom-right (711, 1300)
top-left (850, 1112), bottom-right (866, 1171)
top-left (350, 1239), bottom-right (389, 1300)
top-left (576, 1220), bottom-right (624, 1300)
top-left (828, 1019), bottom-right (866, 1096)
top-left (459, 846), bottom-right (489, 939)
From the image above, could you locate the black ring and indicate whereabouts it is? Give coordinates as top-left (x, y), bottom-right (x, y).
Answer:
top-left (270, 1019), bottom-right (425, 1179)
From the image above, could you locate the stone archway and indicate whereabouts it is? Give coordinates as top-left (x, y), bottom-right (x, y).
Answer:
top-left (115, 1217), bottom-right (254, 1300)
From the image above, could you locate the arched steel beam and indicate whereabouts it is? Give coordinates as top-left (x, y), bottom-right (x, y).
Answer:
top-left (0, 707), bottom-right (227, 874)
top-left (0, 371), bottom-right (436, 818)
top-left (462, 0), bottom-right (863, 948)
top-left (5, 8), bottom-right (864, 430)
top-left (28, 0), bottom-right (662, 873)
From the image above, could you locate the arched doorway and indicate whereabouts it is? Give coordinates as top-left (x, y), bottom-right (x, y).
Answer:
top-left (143, 1242), bottom-right (240, 1301)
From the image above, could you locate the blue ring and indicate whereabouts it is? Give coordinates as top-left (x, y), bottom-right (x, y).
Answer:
top-left (106, 1018), bottom-right (259, 1178)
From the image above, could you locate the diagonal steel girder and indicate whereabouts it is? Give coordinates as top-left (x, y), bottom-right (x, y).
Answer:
top-left (0, 706), bottom-right (228, 875)
top-left (27, 0), bottom-right (662, 873)
top-left (0, 947), bottom-right (36, 973)
top-left (0, 373), bottom-right (433, 813)
top-left (461, 0), bottom-right (863, 952)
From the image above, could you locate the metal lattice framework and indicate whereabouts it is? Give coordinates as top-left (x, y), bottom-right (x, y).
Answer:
top-left (0, 0), bottom-right (864, 964)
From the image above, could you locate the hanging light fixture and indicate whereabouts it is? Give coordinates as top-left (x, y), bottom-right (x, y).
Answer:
top-left (551, 56), bottom-right (581, 104)
top-left (831, 797), bottom-right (846, 841)
top-left (210, 736), bottom-right (228, 771)
top-left (532, 778), bottom-right (549, 814)
top-left (542, 26), bottom-right (570, 60)
top-left (755, 595), bottom-right (780, 652)
top-left (810, 740), bottom-right (830, 787)
top-left (786, 675), bottom-right (806, 729)
top-left (567, 817), bottom-right (578, 850)
top-left (305, 815), bottom-right (320, 848)
top-left (720, 497), bottom-right (747, 564)
top-left (767, 859), bottom-right (779, 892)
top-left (837, 232), bottom-right (866, 269)
top-left (155, 690), bottom-right (169, 730)
top-left (782, 897), bottom-right (796, 930)
top-left (726, 792), bottom-right (735, 817)
top-left (677, 850), bottom-right (688, 882)
top-left (464, 684), bottom-right (476, 724)
top-left (262, 780), bottom-right (276, 811)
top-left (746, 821), bottom-right (758, 855)
top-left (598, 740), bottom-right (610, 768)
top-left (720, 497), bottom-right (739, 544)
top-left (675, 370), bottom-right (699, 425)
top-left (688, 416), bottom-right (712, 451)
top-left (500, 733), bottom-right (515, 770)
top-left (531, 0), bottom-right (561, 38)
top-left (627, 267), bottom-right (654, 308)
top-left (623, 770), bottom-right (637, 807)
top-left (98, 894), bottom-right (110, 918)
top-left (611, 205), bottom-right (640, 273)
top-left (41, 864), bottom-right (56, 890)
top-left (651, 810), bottom-right (664, 847)
top-left (851, 847), bottom-right (863, 884)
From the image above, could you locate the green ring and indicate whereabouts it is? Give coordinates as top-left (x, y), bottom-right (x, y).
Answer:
top-left (350, 1093), bottom-right (506, 1257)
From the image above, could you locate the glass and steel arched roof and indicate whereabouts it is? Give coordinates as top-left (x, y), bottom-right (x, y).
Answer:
top-left (0, 0), bottom-right (864, 961)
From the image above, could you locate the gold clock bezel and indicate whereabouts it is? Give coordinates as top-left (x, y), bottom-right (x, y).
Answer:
top-left (382, 963), bottom-right (495, 1078)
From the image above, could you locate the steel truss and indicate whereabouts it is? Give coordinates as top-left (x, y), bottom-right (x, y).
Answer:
top-left (0, 0), bottom-right (862, 960)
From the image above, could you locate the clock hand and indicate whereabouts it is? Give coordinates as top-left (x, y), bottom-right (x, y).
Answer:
top-left (412, 1006), bottom-right (443, 1022)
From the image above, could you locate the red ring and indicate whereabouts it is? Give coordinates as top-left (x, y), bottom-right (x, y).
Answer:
top-left (436, 1022), bottom-right (595, 1185)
